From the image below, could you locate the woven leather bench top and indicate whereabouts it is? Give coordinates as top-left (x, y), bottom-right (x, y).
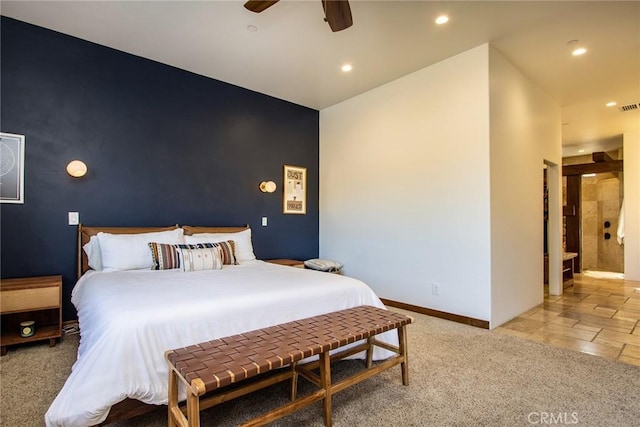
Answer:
top-left (166, 305), bottom-right (412, 393)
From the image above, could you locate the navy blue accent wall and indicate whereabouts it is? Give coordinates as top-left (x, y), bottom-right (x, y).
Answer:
top-left (1, 17), bottom-right (319, 320)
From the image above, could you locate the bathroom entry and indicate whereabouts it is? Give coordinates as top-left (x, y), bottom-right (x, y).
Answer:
top-left (580, 172), bottom-right (624, 273)
top-left (562, 151), bottom-right (624, 275)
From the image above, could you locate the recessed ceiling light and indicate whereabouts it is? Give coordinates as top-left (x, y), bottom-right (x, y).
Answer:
top-left (435, 15), bottom-right (449, 25)
top-left (606, 101), bottom-right (617, 107)
top-left (572, 47), bottom-right (587, 56)
top-left (578, 149), bottom-right (585, 153)
top-left (247, 25), bottom-right (258, 32)
top-left (341, 64), bottom-right (353, 72)
top-left (567, 40), bottom-right (587, 56)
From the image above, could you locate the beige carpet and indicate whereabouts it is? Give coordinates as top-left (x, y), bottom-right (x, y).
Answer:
top-left (2, 309), bottom-right (639, 427)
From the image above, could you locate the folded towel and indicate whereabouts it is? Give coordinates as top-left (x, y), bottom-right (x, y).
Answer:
top-left (617, 199), bottom-right (625, 245)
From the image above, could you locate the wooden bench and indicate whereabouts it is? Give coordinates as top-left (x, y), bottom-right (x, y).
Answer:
top-left (165, 305), bottom-right (413, 426)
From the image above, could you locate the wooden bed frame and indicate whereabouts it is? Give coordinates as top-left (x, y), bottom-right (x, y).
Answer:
top-left (74, 223), bottom-right (249, 424)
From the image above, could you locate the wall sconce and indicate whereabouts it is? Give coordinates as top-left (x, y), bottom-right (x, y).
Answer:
top-left (259, 181), bottom-right (277, 193)
top-left (66, 160), bottom-right (88, 178)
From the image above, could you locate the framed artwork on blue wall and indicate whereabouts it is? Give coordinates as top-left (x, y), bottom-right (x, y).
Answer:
top-left (0, 132), bottom-right (25, 204)
top-left (283, 164), bottom-right (306, 214)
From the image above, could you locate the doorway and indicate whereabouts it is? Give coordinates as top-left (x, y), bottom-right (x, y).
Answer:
top-left (562, 151), bottom-right (625, 276)
top-left (580, 172), bottom-right (624, 273)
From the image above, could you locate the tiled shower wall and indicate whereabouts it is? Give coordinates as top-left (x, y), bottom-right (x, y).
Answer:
top-left (581, 173), bottom-right (624, 272)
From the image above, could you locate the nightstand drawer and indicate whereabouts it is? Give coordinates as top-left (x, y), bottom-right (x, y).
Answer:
top-left (0, 286), bottom-right (59, 313)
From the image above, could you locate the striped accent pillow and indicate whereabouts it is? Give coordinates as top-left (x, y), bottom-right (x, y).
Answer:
top-left (149, 242), bottom-right (181, 270)
top-left (175, 241), bottom-right (237, 265)
top-left (177, 246), bottom-right (223, 272)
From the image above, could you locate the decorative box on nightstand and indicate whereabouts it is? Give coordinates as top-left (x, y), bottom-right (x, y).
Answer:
top-left (0, 275), bottom-right (63, 356)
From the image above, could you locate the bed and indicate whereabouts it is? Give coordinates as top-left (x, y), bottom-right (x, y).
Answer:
top-left (45, 225), bottom-right (396, 427)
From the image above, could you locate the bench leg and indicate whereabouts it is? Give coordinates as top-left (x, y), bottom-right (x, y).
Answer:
top-left (398, 325), bottom-right (409, 386)
top-left (319, 352), bottom-right (332, 427)
top-left (186, 388), bottom-right (201, 427)
top-left (290, 362), bottom-right (298, 401)
top-left (168, 367), bottom-right (202, 427)
top-left (365, 336), bottom-right (374, 369)
top-left (168, 369), bottom-right (179, 427)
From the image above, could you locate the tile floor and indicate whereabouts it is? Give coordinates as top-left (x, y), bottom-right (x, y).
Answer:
top-left (495, 273), bottom-right (640, 367)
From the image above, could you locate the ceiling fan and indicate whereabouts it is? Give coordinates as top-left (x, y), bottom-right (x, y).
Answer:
top-left (244, 0), bottom-right (353, 32)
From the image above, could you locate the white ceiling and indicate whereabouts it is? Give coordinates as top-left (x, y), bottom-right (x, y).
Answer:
top-left (2, 1), bottom-right (639, 155)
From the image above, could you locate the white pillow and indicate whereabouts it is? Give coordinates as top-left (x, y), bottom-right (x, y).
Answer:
top-left (97, 228), bottom-right (185, 271)
top-left (184, 228), bottom-right (256, 264)
top-left (82, 236), bottom-right (103, 271)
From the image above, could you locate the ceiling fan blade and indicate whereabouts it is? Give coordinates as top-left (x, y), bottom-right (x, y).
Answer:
top-left (322, 0), bottom-right (353, 32)
top-left (244, 0), bottom-right (279, 13)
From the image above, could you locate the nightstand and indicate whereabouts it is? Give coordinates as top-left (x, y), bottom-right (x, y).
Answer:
top-left (265, 259), bottom-right (305, 268)
top-left (0, 275), bottom-right (63, 356)
top-left (265, 259), bottom-right (343, 274)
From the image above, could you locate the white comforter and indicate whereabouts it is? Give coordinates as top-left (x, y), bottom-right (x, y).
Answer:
top-left (45, 261), bottom-right (395, 427)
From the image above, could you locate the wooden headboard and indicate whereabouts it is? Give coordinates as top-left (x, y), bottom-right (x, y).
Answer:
top-left (77, 224), bottom-right (249, 278)
top-left (181, 225), bottom-right (248, 235)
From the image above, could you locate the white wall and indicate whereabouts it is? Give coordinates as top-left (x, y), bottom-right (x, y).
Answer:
top-left (488, 47), bottom-right (562, 326)
top-left (320, 43), bottom-right (562, 328)
top-left (624, 132), bottom-right (640, 280)
top-left (320, 45), bottom-right (492, 322)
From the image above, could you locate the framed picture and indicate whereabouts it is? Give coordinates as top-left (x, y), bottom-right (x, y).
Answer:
top-left (0, 132), bottom-right (25, 204)
top-left (283, 165), bottom-right (306, 214)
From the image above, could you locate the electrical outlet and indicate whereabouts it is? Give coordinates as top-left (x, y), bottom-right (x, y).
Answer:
top-left (68, 212), bottom-right (79, 225)
top-left (261, 217), bottom-right (268, 227)
top-left (432, 283), bottom-right (440, 296)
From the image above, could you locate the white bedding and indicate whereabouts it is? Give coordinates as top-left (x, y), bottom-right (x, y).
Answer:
top-left (45, 260), bottom-right (396, 427)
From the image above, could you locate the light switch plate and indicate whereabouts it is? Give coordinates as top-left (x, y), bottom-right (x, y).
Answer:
top-left (262, 217), bottom-right (268, 227)
top-left (68, 212), bottom-right (79, 225)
